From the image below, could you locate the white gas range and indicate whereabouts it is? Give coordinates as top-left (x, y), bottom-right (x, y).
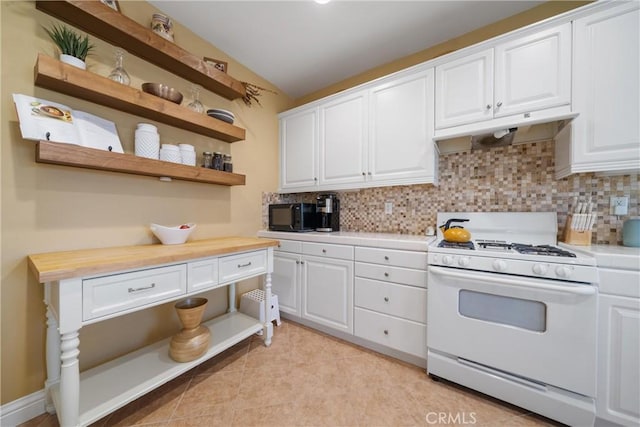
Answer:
top-left (427, 212), bottom-right (599, 426)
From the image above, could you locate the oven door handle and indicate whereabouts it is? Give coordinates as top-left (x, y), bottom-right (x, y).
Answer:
top-left (429, 266), bottom-right (596, 296)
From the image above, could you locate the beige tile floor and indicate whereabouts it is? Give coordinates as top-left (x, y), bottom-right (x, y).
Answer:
top-left (21, 320), bottom-right (561, 427)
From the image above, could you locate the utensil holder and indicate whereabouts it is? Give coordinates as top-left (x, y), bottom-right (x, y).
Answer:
top-left (562, 214), bottom-right (592, 246)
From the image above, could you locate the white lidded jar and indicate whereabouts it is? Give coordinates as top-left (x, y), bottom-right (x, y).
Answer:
top-left (178, 144), bottom-right (196, 166)
top-left (135, 123), bottom-right (160, 159)
top-left (159, 143), bottom-right (181, 163)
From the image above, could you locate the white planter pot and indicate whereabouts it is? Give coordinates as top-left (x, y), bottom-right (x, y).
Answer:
top-left (59, 54), bottom-right (86, 70)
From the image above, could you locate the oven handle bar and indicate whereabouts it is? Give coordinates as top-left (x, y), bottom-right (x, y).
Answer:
top-left (429, 266), bottom-right (596, 296)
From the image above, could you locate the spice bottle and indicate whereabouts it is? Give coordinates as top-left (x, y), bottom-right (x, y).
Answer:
top-left (223, 154), bottom-right (233, 172)
top-left (213, 152), bottom-right (224, 170)
top-left (202, 151), bottom-right (213, 168)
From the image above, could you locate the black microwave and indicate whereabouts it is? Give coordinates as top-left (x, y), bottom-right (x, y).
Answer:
top-left (268, 203), bottom-right (316, 232)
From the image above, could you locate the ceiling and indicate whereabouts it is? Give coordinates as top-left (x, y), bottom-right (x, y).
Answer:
top-left (149, 1), bottom-right (545, 99)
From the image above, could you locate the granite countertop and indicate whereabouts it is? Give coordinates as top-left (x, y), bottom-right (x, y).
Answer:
top-left (562, 243), bottom-right (640, 271)
top-left (257, 230), bottom-right (435, 252)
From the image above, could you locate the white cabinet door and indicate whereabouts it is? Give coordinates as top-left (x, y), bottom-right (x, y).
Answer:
top-left (319, 90), bottom-right (368, 186)
top-left (301, 255), bottom-right (353, 333)
top-left (494, 23), bottom-right (571, 117)
top-left (369, 68), bottom-right (436, 184)
top-left (279, 108), bottom-right (318, 190)
top-left (557, 3), bottom-right (640, 177)
top-left (435, 49), bottom-right (493, 129)
top-left (597, 294), bottom-right (640, 426)
top-left (272, 251), bottom-right (301, 316)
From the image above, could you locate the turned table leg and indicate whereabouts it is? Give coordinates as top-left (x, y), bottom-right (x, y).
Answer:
top-left (263, 272), bottom-right (273, 346)
top-left (44, 301), bottom-right (60, 414)
top-left (59, 330), bottom-right (81, 427)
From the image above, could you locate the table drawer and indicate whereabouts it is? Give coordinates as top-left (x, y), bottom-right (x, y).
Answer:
top-left (355, 262), bottom-right (427, 288)
top-left (275, 239), bottom-right (302, 253)
top-left (302, 242), bottom-right (354, 260)
top-left (355, 308), bottom-right (426, 358)
top-left (83, 264), bottom-right (187, 320)
top-left (187, 258), bottom-right (219, 292)
top-left (355, 247), bottom-right (427, 270)
top-left (355, 277), bottom-right (427, 323)
top-left (219, 250), bottom-right (267, 283)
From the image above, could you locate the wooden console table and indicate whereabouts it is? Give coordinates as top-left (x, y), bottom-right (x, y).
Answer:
top-left (28, 236), bottom-right (278, 427)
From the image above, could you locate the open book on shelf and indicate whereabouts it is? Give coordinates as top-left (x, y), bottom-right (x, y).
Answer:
top-left (12, 93), bottom-right (124, 153)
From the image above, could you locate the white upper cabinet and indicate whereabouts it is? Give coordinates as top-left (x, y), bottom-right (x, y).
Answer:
top-left (279, 66), bottom-right (437, 193)
top-left (555, 2), bottom-right (640, 178)
top-left (279, 108), bottom-right (318, 190)
top-left (369, 68), bottom-right (436, 185)
top-left (435, 23), bottom-right (571, 130)
top-left (319, 90), bottom-right (368, 186)
top-left (435, 49), bottom-right (494, 128)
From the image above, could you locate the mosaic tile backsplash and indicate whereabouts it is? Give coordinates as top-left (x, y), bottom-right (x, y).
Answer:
top-left (263, 140), bottom-right (639, 245)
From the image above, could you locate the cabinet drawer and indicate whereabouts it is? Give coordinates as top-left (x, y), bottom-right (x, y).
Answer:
top-left (355, 278), bottom-right (427, 323)
top-left (302, 242), bottom-right (354, 260)
top-left (83, 264), bottom-right (187, 321)
top-left (355, 262), bottom-right (427, 288)
top-left (275, 239), bottom-right (302, 253)
top-left (219, 250), bottom-right (267, 283)
top-left (355, 247), bottom-right (427, 270)
top-left (187, 258), bottom-right (219, 292)
top-left (599, 268), bottom-right (640, 298)
top-left (355, 308), bottom-right (426, 358)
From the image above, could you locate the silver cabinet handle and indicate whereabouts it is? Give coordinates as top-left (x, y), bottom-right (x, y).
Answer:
top-left (383, 330), bottom-right (389, 335)
top-left (238, 261), bottom-right (252, 268)
top-left (384, 297), bottom-right (389, 302)
top-left (496, 101), bottom-right (503, 107)
top-left (486, 104), bottom-right (491, 110)
top-left (128, 283), bottom-right (155, 293)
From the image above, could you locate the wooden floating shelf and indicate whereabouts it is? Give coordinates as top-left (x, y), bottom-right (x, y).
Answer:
top-left (36, 140), bottom-right (246, 186)
top-left (35, 0), bottom-right (246, 100)
top-left (34, 54), bottom-right (245, 143)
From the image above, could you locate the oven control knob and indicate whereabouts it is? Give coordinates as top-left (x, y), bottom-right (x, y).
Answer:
top-left (532, 264), bottom-right (548, 276)
top-left (458, 256), bottom-right (470, 267)
top-left (555, 265), bottom-right (572, 278)
top-left (442, 255), bottom-right (454, 266)
top-left (492, 259), bottom-right (508, 272)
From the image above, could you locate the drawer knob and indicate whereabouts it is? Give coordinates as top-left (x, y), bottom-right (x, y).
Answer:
top-left (384, 272), bottom-right (389, 277)
top-left (384, 256), bottom-right (389, 261)
top-left (384, 297), bottom-right (389, 302)
top-left (128, 283), bottom-right (156, 293)
top-left (238, 261), bottom-right (252, 268)
top-left (322, 249), bottom-right (326, 253)
top-left (383, 329), bottom-right (389, 335)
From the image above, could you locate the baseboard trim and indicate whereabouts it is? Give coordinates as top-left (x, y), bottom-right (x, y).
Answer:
top-left (0, 389), bottom-right (47, 427)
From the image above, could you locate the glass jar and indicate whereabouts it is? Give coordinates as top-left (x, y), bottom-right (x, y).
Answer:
top-left (202, 151), bottom-right (213, 169)
top-left (107, 49), bottom-right (131, 86)
top-left (213, 152), bottom-right (224, 170)
top-left (223, 154), bottom-right (233, 172)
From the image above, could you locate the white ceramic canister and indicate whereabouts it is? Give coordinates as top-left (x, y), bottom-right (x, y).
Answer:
top-left (135, 123), bottom-right (160, 159)
top-left (178, 144), bottom-right (196, 166)
top-left (160, 143), bottom-right (181, 163)
top-left (622, 217), bottom-right (640, 247)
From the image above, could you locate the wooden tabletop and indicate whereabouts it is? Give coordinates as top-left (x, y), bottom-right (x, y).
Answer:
top-left (28, 237), bottom-right (279, 283)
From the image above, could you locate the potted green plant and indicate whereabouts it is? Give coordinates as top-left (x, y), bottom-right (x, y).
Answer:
top-left (44, 24), bottom-right (94, 70)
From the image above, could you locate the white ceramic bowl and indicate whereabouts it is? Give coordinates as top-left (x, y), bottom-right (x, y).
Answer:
top-left (150, 223), bottom-right (196, 245)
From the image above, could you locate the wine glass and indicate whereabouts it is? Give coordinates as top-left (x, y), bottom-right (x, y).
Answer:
top-left (187, 84), bottom-right (204, 113)
top-left (108, 49), bottom-right (131, 86)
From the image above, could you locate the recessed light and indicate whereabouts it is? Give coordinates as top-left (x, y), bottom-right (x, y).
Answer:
top-left (314, 0), bottom-right (331, 4)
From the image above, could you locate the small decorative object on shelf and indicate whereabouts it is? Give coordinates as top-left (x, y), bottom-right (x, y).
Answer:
top-left (212, 152), bottom-right (224, 170)
top-left (107, 49), bottom-right (131, 86)
top-left (99, 0), bottom-right (120, 12)
top-left (169, 297), bottom-right (211, 362)
top-left (240, 82), bottom-right (277, 107)
top-left (186, 84), bottom-right (204, 113)
top-left (134, 123), bottom-right (160, 159)
top-left (150, 13), bottom-right (174, 42)
top-left (202, 151), bottom-right (213, 169)
top-left (223, 154), bottom-right (233, 172)
top-left (43, 24), bottom-right (94, 70)
top-left (203, 57), bottom-right (228, 73)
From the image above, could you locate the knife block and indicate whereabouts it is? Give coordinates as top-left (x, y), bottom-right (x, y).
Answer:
top-left (562, 214), bottom-right (592, 246)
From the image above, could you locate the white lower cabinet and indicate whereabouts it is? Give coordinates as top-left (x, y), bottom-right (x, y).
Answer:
top-left (269, 237), bottom-right (429, 362)
top-left (597, 268), bottom-right (640, 426)
top-left (353, 246), bottom-right (428, 359)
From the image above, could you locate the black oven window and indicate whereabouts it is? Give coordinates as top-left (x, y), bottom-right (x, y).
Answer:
top-left (458, 290), bottom-right (547, 332)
